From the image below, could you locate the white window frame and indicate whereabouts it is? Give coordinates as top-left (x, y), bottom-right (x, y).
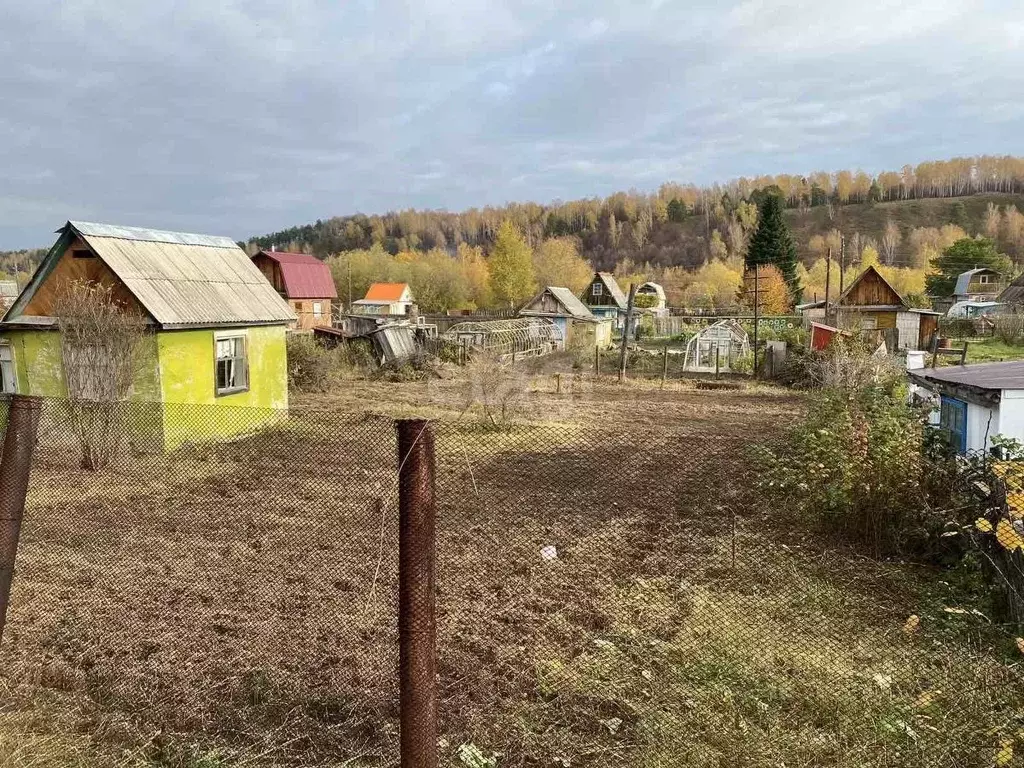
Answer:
top-left (592, 283), bottom-right (603, 296)
top-left (214, 332), bottom-right (249, 396)
top-left (312, 301), bottom-right (323, 318)
top-left (0, 342), bottom-right (16, 395)
top-left (978, 274), bottom-right (992, 284)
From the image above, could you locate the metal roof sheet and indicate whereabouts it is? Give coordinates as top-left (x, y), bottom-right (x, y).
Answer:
top-left (256, 251), bottom-right (337, 299)
top-left (912, 361), bottom-right (1024, 391)
top-left (364, 282), bottom-right (411, 302)
top-left (69, 220), bottom-right (239, 248)
top-left (70, 223), bottom-right (294, 328)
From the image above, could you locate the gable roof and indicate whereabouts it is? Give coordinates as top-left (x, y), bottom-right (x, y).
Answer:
top-left (911, 360), bottom-right (1024, 392)
top-left (953, 267), bottom-right (1001, 297)
top-left (837, 264), bottom-right (906, 309)
top-left (522, 286), bottom-right (596, 320)
top-left (256, 250), bottom-right (337, 299)
top-left (4, 221), bottom-right (294, 329)
top-left (360, 282), bottom-right (411, 303)
top-left (998, 273), bottom-right (1024, 304)
top-left (587, 272), bottom-right (628, 309)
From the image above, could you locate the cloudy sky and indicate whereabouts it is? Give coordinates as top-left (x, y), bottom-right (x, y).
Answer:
top-left (2, 0), bottom-right (1023, 248)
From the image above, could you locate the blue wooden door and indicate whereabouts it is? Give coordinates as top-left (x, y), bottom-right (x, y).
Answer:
top-left (939, 396), bottom-right (968, 454)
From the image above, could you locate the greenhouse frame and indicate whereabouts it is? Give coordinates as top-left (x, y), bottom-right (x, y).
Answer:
top-left (682, 320), bottom-right (750, 372)
top-left (442, 317), bottom-right (564, 360)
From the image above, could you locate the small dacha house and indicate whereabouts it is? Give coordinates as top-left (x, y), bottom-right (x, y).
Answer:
top-left (0, 221), bottom-right (294, 446)
top-left (520, 286), bottom-right (612, 348)
top-left (801, 265), bottom-right (939, 351)
top-left (581, 272), bottom-right (628, 330)
top-left (252, 250), bottom-right (337, 330)
top-left (953, 267), bottom-right (1003, 304)
top-left (352, 282), bottom-right (415, 316)
top-left (909, 361), bottom-right (1024, 454)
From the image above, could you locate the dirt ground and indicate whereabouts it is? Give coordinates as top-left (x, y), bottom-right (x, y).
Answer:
top-left (0, 371), bottom-right (1021, 767)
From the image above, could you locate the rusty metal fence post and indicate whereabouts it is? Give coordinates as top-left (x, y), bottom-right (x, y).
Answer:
top-left (0, 395), bottom-right (42, 647)
top-left (396, 419), bottom-right (438, 768)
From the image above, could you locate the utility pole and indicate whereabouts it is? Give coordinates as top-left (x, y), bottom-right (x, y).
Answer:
top-left (347, 258), bottom-right (353, 310)
top-left (838, 233), bottom-right (846, 297)
top-left (824, 246), bottom-right (832, 322)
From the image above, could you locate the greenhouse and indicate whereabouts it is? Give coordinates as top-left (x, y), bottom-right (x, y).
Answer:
top-left (442, 317), bottom-right (564, 360)
top-left (682, 320), bottom-right (750, 373)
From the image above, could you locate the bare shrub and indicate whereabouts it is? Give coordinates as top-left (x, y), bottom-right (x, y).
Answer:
top-left (285, 333), bottom-right (355, 392)
top-left (53, 280), bottom-right (148, 469)
top-left (801, 338), bottom-right (904, 391)
top-left (992, 314), bottom-right (1024, 344)
top-left (461, 352), bottom-right (530, 429)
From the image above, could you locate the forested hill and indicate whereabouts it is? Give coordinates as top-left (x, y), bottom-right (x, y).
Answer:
top-left (246, 155), bottom-right (1024, 270)
top-left (250, 192), bottom-right (1024, 271)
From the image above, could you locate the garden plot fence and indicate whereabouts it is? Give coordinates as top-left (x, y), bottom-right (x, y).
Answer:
top-left (0, 395), bottom-right (1022, 767)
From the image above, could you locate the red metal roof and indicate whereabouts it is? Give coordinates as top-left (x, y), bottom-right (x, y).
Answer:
top-left (256, 251), bottom-right (337, 299)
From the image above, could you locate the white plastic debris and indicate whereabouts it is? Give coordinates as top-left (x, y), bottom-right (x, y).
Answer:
top-left (540, 545), bottom-right (558, 561)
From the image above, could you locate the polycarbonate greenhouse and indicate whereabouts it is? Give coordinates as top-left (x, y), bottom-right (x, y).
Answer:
top-left (682, 319), bottom-right (750, 372)
top-left (442, 317), bottom-right (564, 360)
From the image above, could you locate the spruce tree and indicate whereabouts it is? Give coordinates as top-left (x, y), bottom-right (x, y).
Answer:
top-left (745, 192), bottom-right (801, 303)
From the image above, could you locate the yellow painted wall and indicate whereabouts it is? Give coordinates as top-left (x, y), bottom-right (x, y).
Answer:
top-left (0, 329), bottom-right (160, 399)
top-left (0, 325), bottom-right (288, 450)
top-left (157, 325), bottom-right (288, 448)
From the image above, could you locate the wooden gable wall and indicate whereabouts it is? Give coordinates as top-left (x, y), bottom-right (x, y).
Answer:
top-left (252, 254), bottom-right (284, 294)
top-left (584, 275), bottom-right (620, 307)
top-left (524, 290), bottom-right (568, 315)
top-left (841, 268), bottom-right (903, 308)
top-left (21, 234), bottom-right (147, 318)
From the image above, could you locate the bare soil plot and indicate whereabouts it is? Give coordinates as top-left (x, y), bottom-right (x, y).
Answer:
top-left (0, 377), bottom-right (1020, 767)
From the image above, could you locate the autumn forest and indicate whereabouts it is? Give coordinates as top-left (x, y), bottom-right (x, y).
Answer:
top-left (6, 155), bottom-right (1024, 313)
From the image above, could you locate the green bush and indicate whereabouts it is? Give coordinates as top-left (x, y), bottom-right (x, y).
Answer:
top-left (756, 382), bottom-right (947, 555)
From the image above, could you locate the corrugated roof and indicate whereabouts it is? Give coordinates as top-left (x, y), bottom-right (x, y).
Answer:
top-left (522, 286), bottom-right (596, 320)
top-left (364, 283), bottom-right (410, 302)
top-left (6, 221), bottom-right (294, 329)
top-left (256, 250), bottom-right (338, 299)
top-left (954, 268), bottom-right (1000, 297)
top-left (70, 220), bottom-right (239, 248)
top-left (913, 360), bottom-right (1024, 391)
top-left (595, 272), bottom-right (628, 309)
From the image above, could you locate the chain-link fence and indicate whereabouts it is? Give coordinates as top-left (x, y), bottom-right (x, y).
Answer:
top-left (1, 394), bottom-right (1023, 767)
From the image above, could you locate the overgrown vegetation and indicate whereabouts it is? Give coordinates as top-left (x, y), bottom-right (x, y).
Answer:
top-left (284, 333), bottom-right (362, 392)
top-left (757, 368), bottom-right (940, 555)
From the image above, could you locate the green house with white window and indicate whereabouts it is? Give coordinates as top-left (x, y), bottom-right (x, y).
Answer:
top-left (0, 221), bottom-right (295, 448)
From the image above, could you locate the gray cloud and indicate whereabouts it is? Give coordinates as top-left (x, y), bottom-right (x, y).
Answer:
top-left (1, 0), bottom-right (1022, 247)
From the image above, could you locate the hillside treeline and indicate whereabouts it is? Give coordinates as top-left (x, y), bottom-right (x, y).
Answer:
top-left (248, 155), bottom-right (1024, 271)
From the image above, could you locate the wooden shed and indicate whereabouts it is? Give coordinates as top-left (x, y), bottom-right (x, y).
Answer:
top-left (834, 265), bottom-right (939, 350)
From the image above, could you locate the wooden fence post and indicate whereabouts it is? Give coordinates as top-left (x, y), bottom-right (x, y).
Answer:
top-left (618, 284), bottom-right (637, 383)
top-left (661, 344), bottom-right (669, 389)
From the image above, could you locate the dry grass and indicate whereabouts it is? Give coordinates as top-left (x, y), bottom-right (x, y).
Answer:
top-left (1, 372), bottom-right (1021, 767)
